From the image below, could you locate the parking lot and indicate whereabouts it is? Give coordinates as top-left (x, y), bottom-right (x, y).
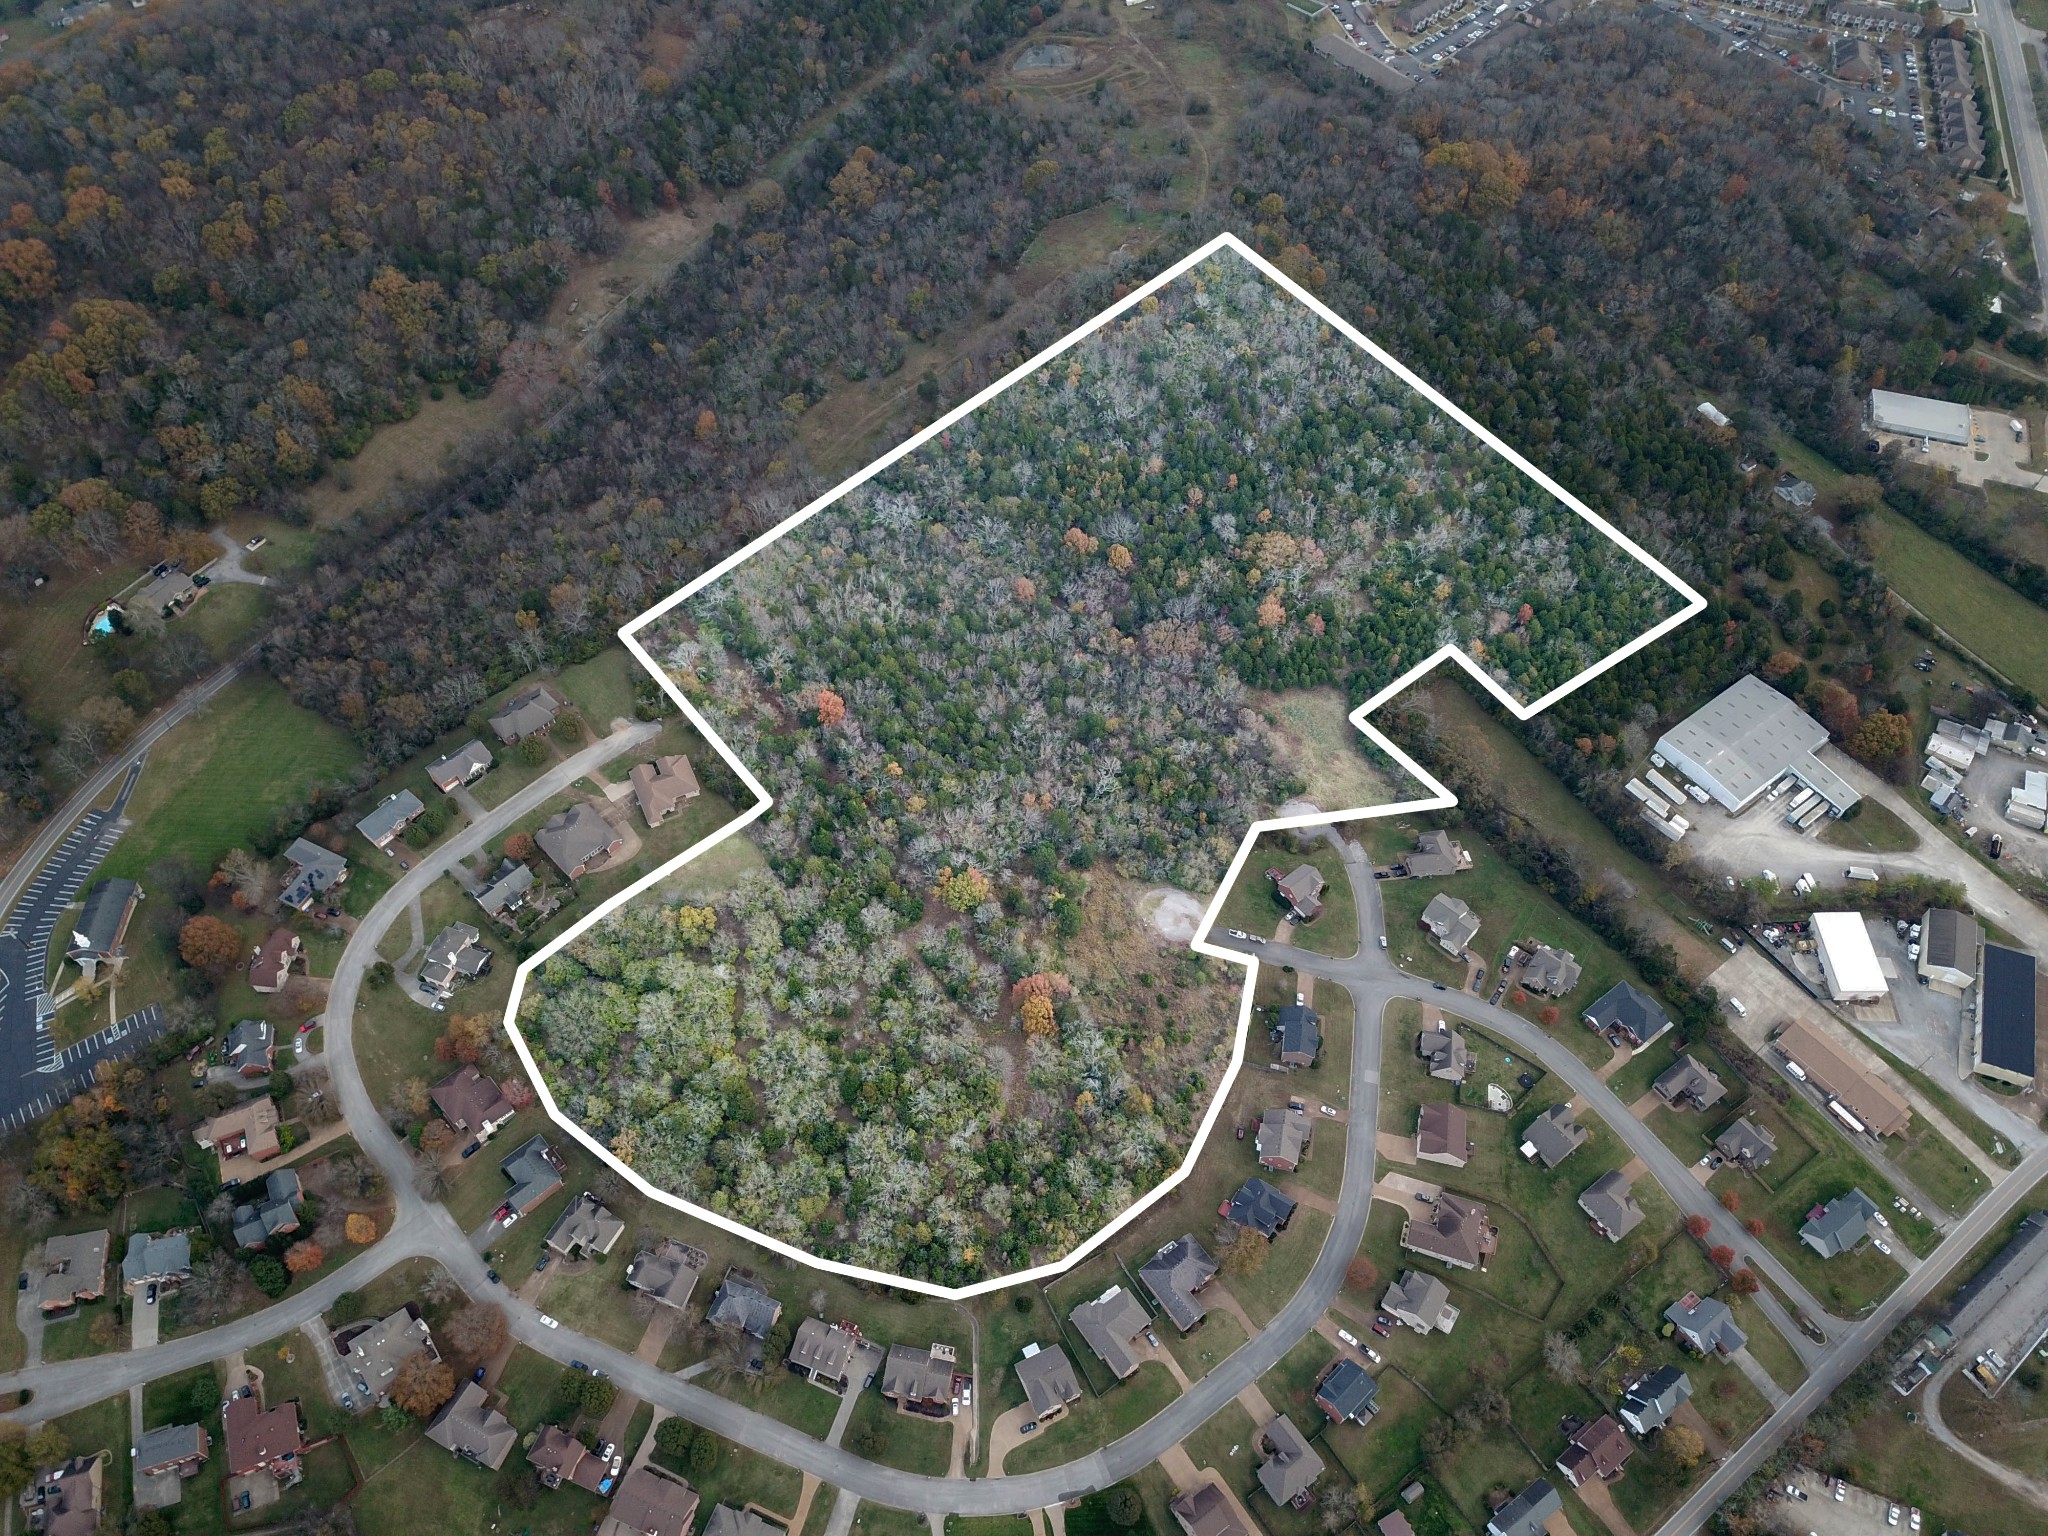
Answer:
top-left (1950, 749), bottom-right (2048, 881)
top-left (1774, 1470), bottom-right (1921, 1536)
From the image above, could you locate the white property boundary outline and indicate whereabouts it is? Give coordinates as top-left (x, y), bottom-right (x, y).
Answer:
top-left (497, 230), bottom-right (1707, 1301)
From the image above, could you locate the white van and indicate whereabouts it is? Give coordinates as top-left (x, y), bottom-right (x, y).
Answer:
top-left (1728, 998), bottom-right (1748, 1018)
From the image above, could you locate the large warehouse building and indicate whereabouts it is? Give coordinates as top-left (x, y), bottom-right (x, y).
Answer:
top-left (1865, 388), bottom-right (1973, 447)
top-left (1654, 675), bottom-right (1861, 816)
top-left (1813, 912), bottom-right (1890, 1003)
top-left (1975, 943), bottom-right (2039, 1090)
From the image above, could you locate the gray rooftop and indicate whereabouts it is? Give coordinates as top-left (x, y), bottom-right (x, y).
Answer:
top-left (1655, 674), bottom-right (1832, 810)
top-left (358, 789), bottom-right (425, 846)
top-left (1520, 1105), bottom-right (1586, 1169)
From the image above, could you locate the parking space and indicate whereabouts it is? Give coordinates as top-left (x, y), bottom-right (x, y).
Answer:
top-left (1775, 1470), bottom-right (1921, 1536)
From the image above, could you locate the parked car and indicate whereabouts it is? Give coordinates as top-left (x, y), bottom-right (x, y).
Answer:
top-left (145, 1283), bottom-right (157, 1305)
top-left (535, 1253), bottom-right (552, 1272)
top-left (540, 1314), bottom-right (560, 1329)
top-left (1371, 1319), bottom-right (1393, 1338)
top-left (341, 1394), bottom-right (353, 1412)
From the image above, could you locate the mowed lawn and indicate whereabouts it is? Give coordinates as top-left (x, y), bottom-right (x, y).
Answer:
top-left (95, 675), bottom-right (362, 881)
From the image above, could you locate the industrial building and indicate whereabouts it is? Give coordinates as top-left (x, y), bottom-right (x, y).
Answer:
top-left (1974, 943), bottom-right (2039, 1090)
top-left (1865, 388), bottom-right (1973, 446)
top-left (1653, 675), bottom-right (1859, 816)
top-left (1774, 1020), bottom-right (1911, 1137)
top-left (1812, 912), bottom-right (1889, 1003)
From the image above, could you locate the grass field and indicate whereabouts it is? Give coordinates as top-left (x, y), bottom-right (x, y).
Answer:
top-left (1846, 1386), bottom-right (2048, 1536)
top-left (1818, 799), bottom-right (1920, 854)
top-left (1862, 507), bottom-right (2048, 702)
top-left (94, 676), bottom-right (363, 883)
top-left (1248, 688), bottom-right (1398, 812)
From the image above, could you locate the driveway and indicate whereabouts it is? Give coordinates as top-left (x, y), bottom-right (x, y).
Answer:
top-left (203, 529), bottom-right (275, 587)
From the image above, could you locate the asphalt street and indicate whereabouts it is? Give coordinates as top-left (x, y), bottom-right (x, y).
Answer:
top-left (2, 781), bottom-right (2043, 1523)
top-left (1978, 0), bottom-right (2048, 326)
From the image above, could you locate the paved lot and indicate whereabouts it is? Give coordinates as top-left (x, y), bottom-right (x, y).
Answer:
top-left (1953, 749), bottom-right (2048, 881)
top-left (1776, 1469), bottom-right (1914, 1536)
top-left (0, 760), bottom-right (173, 1129)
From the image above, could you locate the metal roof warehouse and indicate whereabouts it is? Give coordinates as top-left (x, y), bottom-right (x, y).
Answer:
top-left (1976, 943), bottom-right (2039, 1089)
top-left (1866, 387), bottom-right (1973, 446)
top-left (1653, 674), bottom-right (1860, 815)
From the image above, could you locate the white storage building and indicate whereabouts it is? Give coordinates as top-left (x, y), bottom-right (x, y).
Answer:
top-left (1654, 675), bottom-right (1861, 816)
top-left (1866, 388), bottom-right (1973, 447)
top-left (1813, 912), bottom-right (1890, 1003)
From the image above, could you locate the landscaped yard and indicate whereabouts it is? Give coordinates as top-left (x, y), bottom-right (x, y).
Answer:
top-left (1213, 832), bottom-right (1357, 958)
top-left (1001, 1361), bottom-right (1180, 1474)
top-left (842, 1389), bottom-right (955, 1478)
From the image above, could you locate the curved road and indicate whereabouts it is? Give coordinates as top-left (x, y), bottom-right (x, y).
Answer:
top-left (4, 788), bottom-right (2043, 1524)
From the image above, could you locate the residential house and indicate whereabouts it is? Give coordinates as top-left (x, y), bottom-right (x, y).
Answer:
top-left (1382, 1270), bottom-right (1459, 1334)
top-left (1417, 1024), bottom-right (1470, 1082)
top-left (1652, 1054), bottom-right (1726, 1113)
top-left (426, 740), bottom-right (493, 793)
top-left (225, 1018), bottom-right (274, 1078)
top-left (1584, 981), bottom-right (1671, 1049)
top-left (1713, 1117), bottom-right (1776, 1170)
top-left (195, 1096), bottom-right (281, 1184)
top-left (498, 1134), bottom-right (564, 1215)
top-left (789, 1318), bottom-right (862, 1391)
top-left (597, 1465), bottom-right (700, 1536)
top-left (1139, 1236), bottom-right (1218, 1331)
top-left (18, 1452), bottom-right (105, 1536)
top-left (1255, 1104), bottom-right (1311, 1171)
top-left (880, 1342), bottom-right (957, 1414)
top-left (231, 1169), bottom-right (303, 1248)
top-left (626, 1238), bottom-right (709, 1312)
top-left (418, 922), bottom-right (491, 1001)
top-left (120, 1230), bottom-right (191, 1292)
top-left (1800, 1188), bottom-right (1880, 1258)
top-left (1399, 1193), bottom-right (1496, 1271)
top-left (1666, 1292), bottom-right (1748, 1357)
top-left (1919, 907), bottom-right (1981, 996)
top-left (248, 929), bottom-right (303, 994)
top-left (1928, 33), bottom-right (1974, 98)
top-left (527, 1424), bottom-right (610, 1493)
top-left (425, 1380), bottom-right (517, 1469)
top-left (1376, 1516), bottom-right (1415, 1536)
top-left (65, 877), bottom-right (140, 979)
top-left (1556, 1417), bottom-right (1631, 1487)
top-left (1415, 1102), bottom-right (1469, 1167)
top-left (358, 790), bottom-right (425, 849)
top-left (1825, 0), bottom-right (1912, 33)
top-left (1256, 1415), bottom-right (1325, 1507)
top-left (475, 858), bottom-right (535, 922)
top-left (535, 803), bottom-right (622, 879)
top-left (35, 1230), bottom-right (108, 1313)
top-left (1169, 1483), bottom-right (1250, 1536)
top-left (706, 1271), bottom-right (782, 1369)
top-left (1617, 1365), bottom-right (1692, 1434)
top-left (134, 1423), bottom-right (209, 1480)
top-left (1577, 1170), bottom-right (1646, 1243)
top-left (543, 1191), bottom-right (624, 1259)
top-left (1014, 1342), bottom-right (1083, 1423)
top-left (1314, 1359), bottom-right (1379, 1424)
top-left (1419, 892), bottom-right (1480, 955)
top-left (1830, 35), bottom-right (1880, 82)
top-left (1275, 1003), bottom-right (1321, 1067)
top-left (1394, 0), bottom-right (1459, 33)
top-left (1274, 864), bottom-right (1324, 922)
top-left (1072, 1285), bottom-right (1153, 1378)
top-left (1520, 945), bottom-right (1581, 997)
top-left (1519, 1105), bottom-right (1586, 1169)
top-left (707, 1507), bottom-right (788, 1536)
top-left (430, 1064), bottom-right (516, 1143)
top-left (630, 755), bottom-right (701, 826)
top-left (1769, 472), bottom-right (1819, 509)
top-left (1402, 830), bottom-right (1470, 878)
top-left (134, 565), bottom-right (197, 614)
top-left (1485, 1479), bottom-right (1563, 1536)
top-left (488, 683), bottom-right (566, 744)
top-left (1225, 1177), bottom-right (1296, 1239)
top-left (279, 837), bottom-right (348, 912)
top-left (337, 1304), bottom-right (437, 1403)
top-left (222, 1394), bottom-right (304, 1478)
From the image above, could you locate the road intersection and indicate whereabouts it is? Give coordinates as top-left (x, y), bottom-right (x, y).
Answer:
top-left (0, 736), bottom-right (2042, 1529)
